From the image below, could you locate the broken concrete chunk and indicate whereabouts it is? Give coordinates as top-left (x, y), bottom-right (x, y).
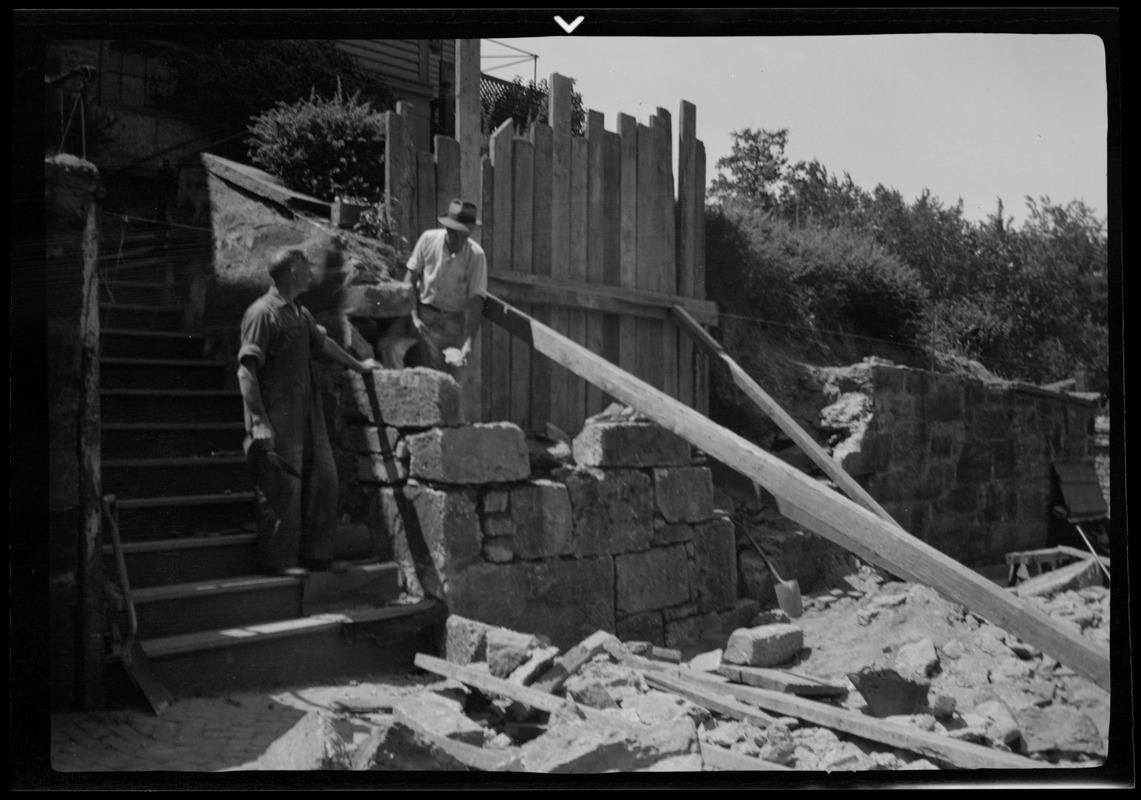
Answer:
top-left (620, 690), bottom-right (709, 727)
top-left (894, 637), bottom-right (939, 679)
top-left (508, 645), bottom-right (561, 686)
top-left (751, 608), bottom-right (792, 627)
top-left (256, 711), bottom-right (352, 770)
top-left (571, 421), bottom-right (692, 468)
top-left (848, 666), bottom-right (930, 717)
top-left (972, 699), bottom-right (1021, 749)
top-left (392, 694), bottom-right (485, 746)
top-left (348, 368), bottom-right (461, 428)
top-left (757, 723), bottom-right (795, 766)
top-left (444, 615), bottom-right (492, 665)
top-left (1014, 705), bottom-right (1105, 757)
top-left (686, 649), bottom-right (723, 673)
top-left (487, 628), bottom-right (541, 678)
top-left (406, 423), bottom-right (531, 484)
top-left (722, 624), bottom-right (804, 668)
top-left (519, 715), bottom-right (698, 773)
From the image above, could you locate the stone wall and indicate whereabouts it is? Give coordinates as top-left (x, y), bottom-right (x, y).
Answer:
top-left (336, 369), bottom-right (751, 652)
top-left (817, 360), bottom-right (1101, 566)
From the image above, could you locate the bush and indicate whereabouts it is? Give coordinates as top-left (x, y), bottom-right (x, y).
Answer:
top-left (248, 84), bottom-right (387, 203)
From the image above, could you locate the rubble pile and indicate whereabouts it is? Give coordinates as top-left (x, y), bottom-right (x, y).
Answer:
top-left (249, 564), bottom-right (1111, 773)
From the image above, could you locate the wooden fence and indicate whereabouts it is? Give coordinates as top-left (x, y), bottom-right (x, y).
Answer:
top-left (385, 41), bottom-right (715, 434)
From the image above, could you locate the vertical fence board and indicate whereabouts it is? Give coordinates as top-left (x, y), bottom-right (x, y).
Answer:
top-left (695, 139), bottom-right (709, 414)
top-left (655, 109), bottom-right (678, 401)
top-left (584, 110), bottom-right (607, 418)
top-left (549, 75), bottom-right (574, 433)
top-left (416, 152), bottom-right (437, 240)
top-left (636, 121), bottom-right (663, 391)
top-left (489, 120), bottom-right (515, 423)
top-left (568, 135), bottom-right (589, 431)
top-left (456, 39), bottom-right (482, 242)
top-left (529, 122), bottom-right (553, 430)
top-left (434, 136), bottom-right (462, 221)
top-left (384, 108), bottom-right (411, 253)
top-left (510, 137), bottom-right (535, 428)
top-left (601, 129), bottom-right (623, 407)
top-left (479, 156), bottom-right (495, 422)
top-left (618, 113), bottom-right (639, 381)
top-left (676, 101), bottom-right (698, 408)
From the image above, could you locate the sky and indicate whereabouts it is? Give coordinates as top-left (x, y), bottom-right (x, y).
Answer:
top-left (483, 33), bottom-right (1109, 227)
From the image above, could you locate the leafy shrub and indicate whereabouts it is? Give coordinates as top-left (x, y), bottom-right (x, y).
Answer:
top-left (482, 77), bottom-right (585, 137)
top-left (248, 84), bottom-right (387, 203)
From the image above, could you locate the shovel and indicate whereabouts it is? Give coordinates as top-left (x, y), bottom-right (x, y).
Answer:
top-left (736, 519), bottom-right (803, 619)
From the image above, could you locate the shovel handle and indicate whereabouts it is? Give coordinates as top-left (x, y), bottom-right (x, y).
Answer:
top-left (731, 515), bottom-right (786, 583)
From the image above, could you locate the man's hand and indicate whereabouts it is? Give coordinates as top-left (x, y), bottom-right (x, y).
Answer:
top-left (359, 357), bottom-right (383, 373)
top-left (410, 314), bottom-right (427, 337)
top-left (444, 347), bottom-right (468, 368)
top-left (249, 418), bottom-right (275, 453)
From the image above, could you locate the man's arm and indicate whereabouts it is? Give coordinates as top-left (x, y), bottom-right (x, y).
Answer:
top-left (237, 355), bottom-right (274, 451)
top-left (322, 337), bottom-right (382, 374)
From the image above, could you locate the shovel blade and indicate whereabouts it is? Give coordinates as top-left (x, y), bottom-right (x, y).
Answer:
top-left (774, 580), bottom-right (803, 619)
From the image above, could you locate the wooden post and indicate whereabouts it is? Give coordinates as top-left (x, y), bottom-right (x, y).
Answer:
top-left (676, 101), bottom-right (698, 409)
top-left (636, 121), bottom-right (663, 390)
top-left (455, 40), bottom-right (482, 240)
top-left (549, 74), bottom-right (574, 432)
top-left (434, 135), bottom-right (461, 222)
top-left (694, 139), bottom-right (709, 414)
top-left (568, 134), bottom-right (589, 430)
top-left (530, 122), bottom-right (553, 430)
top-left (655, 109), bottom-right (678, 400)
top-left (510, 136), bottom-right (534, 428)
top-left (415, 152), bottom-right (436, 241)
top-left (618, 113), bottom-right (639, 380)
top-left (488, 119), bottom-right (514, 422)
top-left (601, 129), bottom-right (623, 407)
top-left (584, 109), bottom-right (607, 418)
top-left (479, 155), bottom-right (495, 422)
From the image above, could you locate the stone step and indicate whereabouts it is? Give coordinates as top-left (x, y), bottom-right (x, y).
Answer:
top-left (101, 389), bottom-right (243, 423)
top-left (102, 532), bottom-right (259, 589)
top-left (100, 279), bottom-right (167, 306)
top-left (102, 422), bottom-right (245, 460)
top-left (132, 574), bottom-right (305, 639)
top-left (114, 492), bottom-right (255, 541)
top-left (138, 599), bottom-right (443, 699)
top-left (103, 455), bottom-right (250, 499)
top-left (101, 357), bottom-right (230, 391)
top-left (100, 302), bottom-right (184, 332)
top-left (102, 328), bottom-right (206, 360)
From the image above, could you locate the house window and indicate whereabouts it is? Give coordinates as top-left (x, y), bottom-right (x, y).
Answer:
top-left (100, 41), bottom-right (172, 109)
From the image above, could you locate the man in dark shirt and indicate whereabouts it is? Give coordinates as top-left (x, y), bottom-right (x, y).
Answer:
top-left (238, 246), bottom-right (382, 577)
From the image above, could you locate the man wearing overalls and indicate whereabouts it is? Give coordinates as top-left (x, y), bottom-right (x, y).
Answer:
top-left (238, 246), bottom-right (382, 577)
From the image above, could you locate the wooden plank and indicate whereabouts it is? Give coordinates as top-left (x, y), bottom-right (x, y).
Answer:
top-left (384, 109), bottom-right (409, 252)
top-left (488, 273), bottom-right (718, 323)
top-left (455, 40), bottom-right (482, 244)
top-left (645, 670), bottom-right (1037, 770)
top-left (584, 110), bottom-right (607, 418)
top-left (700, 742), bottom-right (794, 772)
top-left (676, 101), bottom-right (698, 409)
top-left (478, 156), bottom-right (495, 423)
top-left (567, 134), bottom-right (589, 431)
top-left (655, 109), bottom-right (679, 401)
top-left (415, 152), bottom-right (436, 241)
top-left (636, 121), bottom-right (663, 390)
top-left (716, 664), bottom-right (847, 697)
top-left (510, 137), bottom-right (534, 429)
top-left (694, 139), bottom-right (708, 415)
top-left (488, 120), bottom-right (514, 423)
top-left (481, 293), bottom-right (1112, 692)
top-left (415, 653), bottom-right (565, 713)
top-left (671, 306), bottom-right (898, 525)
top-left (529, 122), bottom-right (553, 430)
top-left (549, 75), bottom-right (574, 434)
top-left (434, 135), bottom-right (461, 221)
top-left (531, 629), bottom-right (618, 694)
top-left (617, 113), bottom-right (639, 380)
top-left (645, 672), bottom-right (781, 729)
top-left (601, 129), bottom-right (623, 407)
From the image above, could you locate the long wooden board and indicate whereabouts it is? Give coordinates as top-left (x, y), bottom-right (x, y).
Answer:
top-left (716, 664), bottom-right (847, 697)
top-left (481, 293), bottom-right (1110, 692)
top-left (488, 273), bottom-right (718, 323)
top-left (531, 629), bottom-right (618, 694)
top-left (671, 305), bottom-right (898, 525)
top-left (647, 672), bottom-right (780, 729)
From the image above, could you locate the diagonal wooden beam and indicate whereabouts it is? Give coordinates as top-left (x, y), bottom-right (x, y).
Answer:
top-left (670, 305), bottom-right (896, 525)
top-left (481, 293), bottom-right (1110, 692)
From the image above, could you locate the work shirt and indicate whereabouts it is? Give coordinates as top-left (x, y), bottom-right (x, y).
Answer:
top-left (238, 286), bottom-right (329, 459)
top-left (405, 228), bottom-right (488, 313)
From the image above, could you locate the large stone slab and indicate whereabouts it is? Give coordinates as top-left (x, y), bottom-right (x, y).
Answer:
top-left (653, 467), bottom-right (714, 524)
top-left (406, 423), bottom-right (530, 484)
top-left (565, 469), bottom-right (653, 556)
top-left (347, 368), bottom-right (462, 428)
top-left (572, 422), bottom-right (691, 468)
top-left (444, 614), bottom-right (492, 665)
top-left (723, 624), bottom-right (804, 669)
top-left (255, 711), bottom-right (352, 770)
top-left (615, 545), bottom-right (691, 615)
top-left (392, 694), bottom-right (485, 746)
top-left (447, 558), bottom-right (615, 651)
top-left (1014, 705), bottom-right (1105, 757)
top-left (518, 714), bottom-right (698, 773)
top-left (689, 518), bottom-right (738, 613)
top-left (487, 627), bottom-right (542, 678)
top-left (390, 481), bottom-right (481, 600)
top-left (510, 480), bottom-right (574, 560)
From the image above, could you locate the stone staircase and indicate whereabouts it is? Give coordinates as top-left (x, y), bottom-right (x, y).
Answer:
top-left (98, 216), bottom-right (442, 700)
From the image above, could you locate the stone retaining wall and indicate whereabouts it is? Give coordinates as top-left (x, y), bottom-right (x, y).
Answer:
top-left (818, 360), bottom-right (1101, 566)
top-left (332, 368), bottom-right (751, 651)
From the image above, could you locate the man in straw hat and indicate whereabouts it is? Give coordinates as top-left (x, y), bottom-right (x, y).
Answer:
top-left (402, 198), bottom-right (487, 379)
top-left (238, 246), bottom-right (382, 577)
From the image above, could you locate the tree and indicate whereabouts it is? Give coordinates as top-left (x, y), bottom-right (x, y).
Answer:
top-left (482, 76), bottom-right (585, 137)
top-left (709, 128), bottom-right (790, 211)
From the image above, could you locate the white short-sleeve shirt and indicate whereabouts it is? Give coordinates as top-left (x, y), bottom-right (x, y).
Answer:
top-left (405, 228), bottom-right (488, 313)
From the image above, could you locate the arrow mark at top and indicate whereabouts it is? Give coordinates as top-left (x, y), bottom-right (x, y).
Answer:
top-left (555, 15), bottom-right (584, 33)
